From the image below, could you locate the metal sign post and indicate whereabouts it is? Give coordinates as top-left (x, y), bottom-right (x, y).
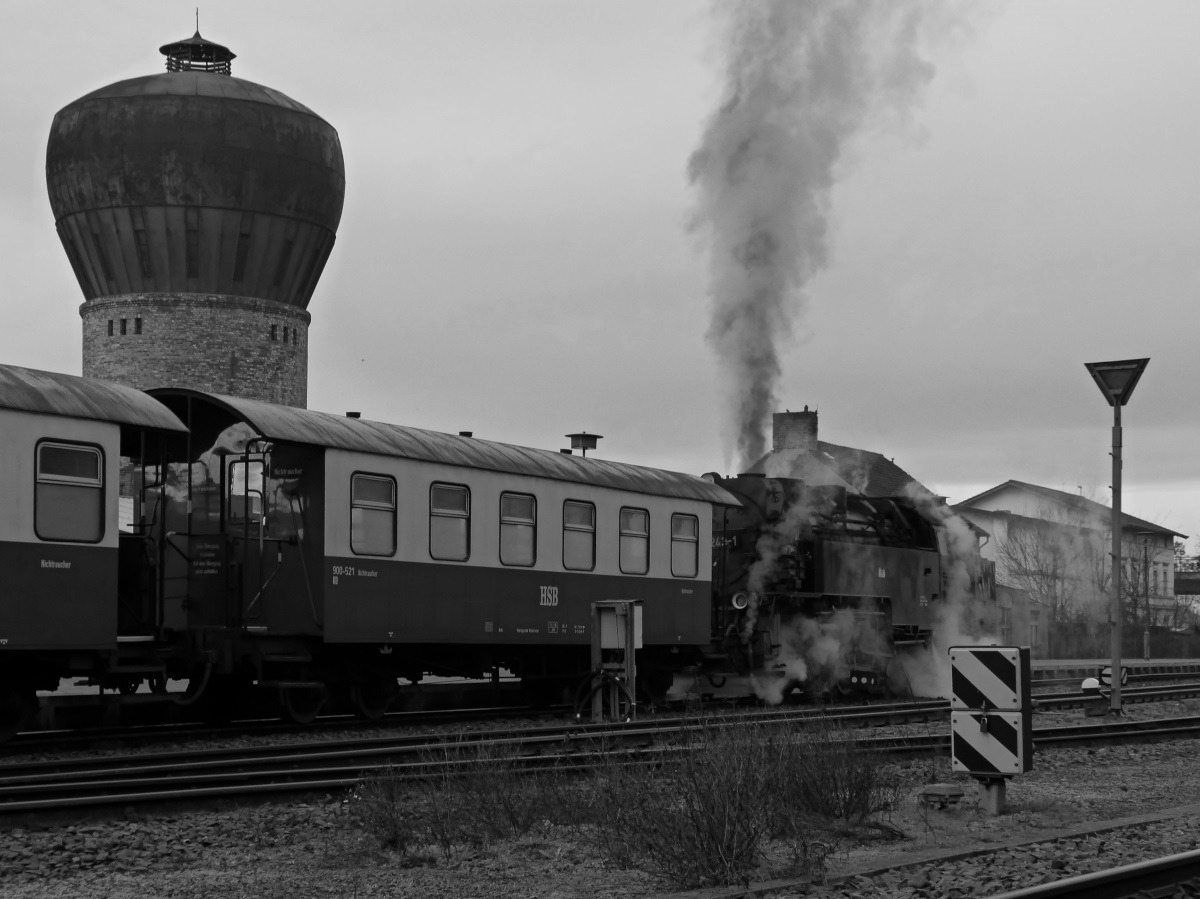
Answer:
top-left (1084, 358), bottom-right (1149, 715)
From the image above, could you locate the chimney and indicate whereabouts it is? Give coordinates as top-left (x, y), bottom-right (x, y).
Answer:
top-left (772, 406), bottom-right (817, 453)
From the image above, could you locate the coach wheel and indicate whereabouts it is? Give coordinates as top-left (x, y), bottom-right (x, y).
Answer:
top-left (281, 685), bottom-right (327, 725)
top-left (351, 680), bottom-right (396, 722)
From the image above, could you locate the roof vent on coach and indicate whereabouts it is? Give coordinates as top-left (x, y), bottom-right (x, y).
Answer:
top-left (345, 412), bottom-right (360, 419)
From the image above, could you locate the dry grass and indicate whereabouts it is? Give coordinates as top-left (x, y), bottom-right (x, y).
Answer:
top-left (350, 715), bottom-right (903, 890)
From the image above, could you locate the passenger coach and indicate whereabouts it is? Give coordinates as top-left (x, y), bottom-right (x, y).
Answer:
top-left (147, 389), bottom-right (737, 719)
top-left (0, 364), bottom-right (186, 736)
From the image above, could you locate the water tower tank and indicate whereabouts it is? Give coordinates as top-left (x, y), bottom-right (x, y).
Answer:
top-left (45, 32), bottom-right (345, 407)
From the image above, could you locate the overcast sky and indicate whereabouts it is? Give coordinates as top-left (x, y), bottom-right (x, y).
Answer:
top-left (2, 1), bottom-right (1197, 549)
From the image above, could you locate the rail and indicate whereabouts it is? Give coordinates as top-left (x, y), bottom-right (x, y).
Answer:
top-left (988, 847), bottom-right (1200, 898)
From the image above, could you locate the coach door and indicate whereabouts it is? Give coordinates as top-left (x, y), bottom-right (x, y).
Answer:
top-left (227, 453), bottom-right (267, 628)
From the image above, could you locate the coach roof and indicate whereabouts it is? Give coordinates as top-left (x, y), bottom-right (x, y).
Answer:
top-left (153, 388), bottom-right (737, 505)
top-left (0, 364), bottom-right (187, 432)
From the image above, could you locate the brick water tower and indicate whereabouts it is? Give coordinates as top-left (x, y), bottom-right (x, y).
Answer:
top-left (45, 31), bottom-right (345, 407)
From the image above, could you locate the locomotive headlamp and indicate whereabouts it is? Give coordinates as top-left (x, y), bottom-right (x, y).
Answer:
top-left (731, 591), bottom-right (750, 610)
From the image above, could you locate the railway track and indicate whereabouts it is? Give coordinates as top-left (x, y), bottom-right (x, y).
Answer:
top-left (1, 702), bottom-right (557, 757)
top-left (8, 677), bottom-right (1199, 757)
top-left (3, 699), bottom-right (1200, 817)
top-left (989, 847), bottom-right (1200, 898)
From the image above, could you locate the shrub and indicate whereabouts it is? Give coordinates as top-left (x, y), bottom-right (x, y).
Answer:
top-left (585, 719), bottom-right (789, 888)
top-left (584, 714), bottom-right (899, 889)
top-left (775, 714), bottom-right (904, 825)
top-left (351, 763), bottom-right (419, 853)
top-left (351, 738), bottom-right (586, 856)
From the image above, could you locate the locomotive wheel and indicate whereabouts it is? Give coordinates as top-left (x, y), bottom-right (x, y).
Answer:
top-left (638, 669), bottom-right (674, 708)
top-left (351, 680), bottom-right (396, 721)
top-left (281, 685), bottom-right (327, 725)
top-left (118, 680), bottom-right (142, 696)
top-left (0, 686), bottom-right (34, 742)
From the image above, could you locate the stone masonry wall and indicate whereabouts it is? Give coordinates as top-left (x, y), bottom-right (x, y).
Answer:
top-left (81, 293), bottom-right (310, 407)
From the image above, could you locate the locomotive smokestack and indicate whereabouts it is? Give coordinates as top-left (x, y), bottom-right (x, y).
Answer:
top-left (772, 407), bottom-right (817, 454)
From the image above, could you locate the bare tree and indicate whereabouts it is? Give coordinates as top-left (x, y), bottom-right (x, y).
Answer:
top-left (992, 514), bottom-right (1098, 656)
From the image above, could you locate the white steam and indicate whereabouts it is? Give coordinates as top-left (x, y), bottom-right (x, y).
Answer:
top-left (896, 484), bottom-right (1000, 697)
top-left (689, 1), bottom-right (947, 470)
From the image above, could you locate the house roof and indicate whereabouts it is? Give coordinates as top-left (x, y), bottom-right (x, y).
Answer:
top-left (953, 479), bottom-right (1186, 539)
top-left (746, 441), bottom-right (927, 497)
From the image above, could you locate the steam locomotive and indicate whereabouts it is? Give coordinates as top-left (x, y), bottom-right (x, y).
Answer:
top-left (703, 473), bottom-right (996, 698)
top-left (0, 362), bottom-right (994, 738)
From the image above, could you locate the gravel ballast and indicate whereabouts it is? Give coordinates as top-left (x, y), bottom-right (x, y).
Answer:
top-left (4, 710), bottom-right (1200, 897)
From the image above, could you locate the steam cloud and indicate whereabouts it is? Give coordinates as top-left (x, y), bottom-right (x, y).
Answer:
top-left (897, 484), bottom-right (1000, 697)
top-left (689, 0), bottom-right (945, 470)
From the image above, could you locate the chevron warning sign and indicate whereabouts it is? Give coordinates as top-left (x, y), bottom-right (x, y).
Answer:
top-left (948, 645), bottom-right (1031, 712)
top-left (950, 711), bottom-right (1033, 775)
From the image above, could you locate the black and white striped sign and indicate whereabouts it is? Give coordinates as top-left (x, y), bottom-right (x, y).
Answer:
top-left (948, 646), bottom-right (1028, 711)
top-left (950, 711), bottom-right (1033, 775)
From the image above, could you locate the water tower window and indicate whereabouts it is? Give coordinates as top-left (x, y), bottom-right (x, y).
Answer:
top-left (120, 318), bottom-right (127, 336)
top-left (273, 239), bottom-right (294, 287)
top-left (134, 317), bottom-right (142, 335)
top-left (283, 326), bottom-right (289, 344)
top-left (270, 325), bottom-right (278, 341)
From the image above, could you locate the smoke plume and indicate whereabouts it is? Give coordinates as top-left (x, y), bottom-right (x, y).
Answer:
top-left (689, 1), bottom-right (944, 469)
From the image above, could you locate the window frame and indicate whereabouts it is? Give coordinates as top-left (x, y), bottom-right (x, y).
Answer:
top-left (349, 471), bottom-right (397, 557)
top-left (670, 512), bottom-right (700, 578)
top-left (429, 482), bottom-right (471, 562)
top-left (227, 457), bottom-right (266, 529)
top-left (562, 500), bottom-right (597, 572)
top-left (619, 506), bottom-right (650, 575)
top-left (34, 439), bottom-right (105, 544)
top-left (499, 491), bottom-right (537, 567)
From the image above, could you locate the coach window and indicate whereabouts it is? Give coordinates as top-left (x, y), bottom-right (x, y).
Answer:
top-left (671, 513), bottom-right (699, 577)
top-left (430, 483), bottom-right (470, 561)
top-left (350, 474), bottom-right (396, 556)
top-left (563, 501), bottom-right (596, 571)
top-left (35, 441), bottom-right (104, 543)
top-left (619, 507), bottom-right (649, 575)
top-left (500, 492), bottom-right (536, 566)
top-left (228, 459), bottom-right (266, 533)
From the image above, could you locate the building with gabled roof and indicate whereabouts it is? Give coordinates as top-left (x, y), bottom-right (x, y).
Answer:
top-left (953, 480), bottom-right (1188, 654)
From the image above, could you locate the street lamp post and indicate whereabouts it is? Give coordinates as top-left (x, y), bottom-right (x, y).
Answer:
top-left (1085, 358), bottom-right (1150, 714)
